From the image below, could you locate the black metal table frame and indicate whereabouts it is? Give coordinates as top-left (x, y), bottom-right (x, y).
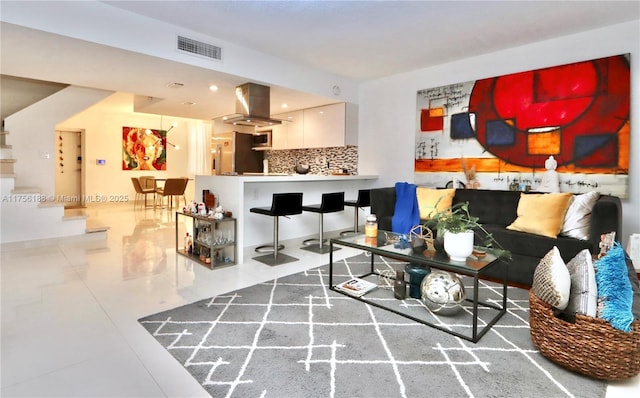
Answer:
top-left (329, 235), bottom-right (508, 343)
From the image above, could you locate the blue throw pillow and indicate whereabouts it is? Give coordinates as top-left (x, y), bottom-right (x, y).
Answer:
top-left (391, 182), bottom-right (420, 235)
top-left (595, 242), bottom-right (634, 332)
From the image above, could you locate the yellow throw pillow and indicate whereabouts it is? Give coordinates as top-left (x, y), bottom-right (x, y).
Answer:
top-left (416, 187), bottom-right (456, 220)
top-left (507, 192), bottom-right (573, 238)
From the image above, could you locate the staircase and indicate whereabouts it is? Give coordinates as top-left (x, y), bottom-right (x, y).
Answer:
top-left (1, 124), bottom-right (93, 244)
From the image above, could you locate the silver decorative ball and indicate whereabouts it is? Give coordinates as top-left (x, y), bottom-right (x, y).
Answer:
top-left (420, 270), bottom-right (466, 315)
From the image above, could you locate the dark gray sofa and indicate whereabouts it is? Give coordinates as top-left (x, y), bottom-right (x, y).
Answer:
top-left (370, 187), bottom-right (623, 288)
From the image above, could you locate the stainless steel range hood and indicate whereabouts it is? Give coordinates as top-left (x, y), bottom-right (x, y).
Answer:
top-left (222, 83), bottom-right (282, 127)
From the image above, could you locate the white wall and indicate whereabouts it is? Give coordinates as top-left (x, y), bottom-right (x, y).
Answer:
top-left (359, 20), bottom-right (640, 244)
top-left (5, 86), bottom-right (113, 195)
top-left (59, 92), bottom-right (208, 203)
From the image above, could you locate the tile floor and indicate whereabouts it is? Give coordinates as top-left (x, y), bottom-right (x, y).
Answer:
top-left (1, 203), bottom-right (638, 397)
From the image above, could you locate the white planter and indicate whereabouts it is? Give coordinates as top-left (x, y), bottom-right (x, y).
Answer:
top-left (443, 230), bottom-right (474, 261)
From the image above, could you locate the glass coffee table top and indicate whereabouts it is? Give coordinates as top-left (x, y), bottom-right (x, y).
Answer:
top-left (331, 230), bottom-right (505, 275)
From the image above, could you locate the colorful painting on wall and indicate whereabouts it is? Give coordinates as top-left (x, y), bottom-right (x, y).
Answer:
top-left (122, 127), bottom-right (167, 171)
top-left (415, 54), bottom-right (630, 198)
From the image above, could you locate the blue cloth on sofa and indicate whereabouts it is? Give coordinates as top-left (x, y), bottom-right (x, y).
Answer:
top-left (391, 182), bottom-right (420, 235)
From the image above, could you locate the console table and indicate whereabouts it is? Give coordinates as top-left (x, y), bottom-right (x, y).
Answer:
top-left (329, 231), bottom-right (509, 343)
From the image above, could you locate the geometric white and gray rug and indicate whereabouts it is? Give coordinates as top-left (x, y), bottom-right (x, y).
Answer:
top-left (139, 253), bottom-right (606, 398)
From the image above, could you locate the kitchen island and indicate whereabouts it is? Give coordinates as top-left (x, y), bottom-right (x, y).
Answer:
top-left (195, 174), bottom-right (378, 263)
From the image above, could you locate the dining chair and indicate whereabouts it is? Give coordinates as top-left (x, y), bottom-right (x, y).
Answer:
top-left (131, 177), bottom-right (155, 208)
top-left (139, 176), bottom-right (156, 190)
top-left (156, 177), bottom-right (188, 209)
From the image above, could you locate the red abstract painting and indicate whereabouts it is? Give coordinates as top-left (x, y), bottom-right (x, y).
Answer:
top-left (415, 54), bottom-right (630, 197)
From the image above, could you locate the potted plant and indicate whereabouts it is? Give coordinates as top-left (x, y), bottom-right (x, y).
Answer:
top-left (424, 201), bottom-right (510, 261)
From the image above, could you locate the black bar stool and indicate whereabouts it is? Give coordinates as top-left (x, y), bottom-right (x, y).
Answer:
top-left (301, 192), bottom-right (344, 254)
top-left (340, 189), bottom-right (371, 236)
top-left (250, 192), bottom-right (303, 266)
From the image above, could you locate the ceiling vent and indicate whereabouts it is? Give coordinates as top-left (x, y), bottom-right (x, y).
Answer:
top-left (177, 35), bottom-right (222, 61)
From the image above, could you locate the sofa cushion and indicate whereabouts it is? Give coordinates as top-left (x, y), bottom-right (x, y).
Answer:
top-left (532, 246), bottom-right (571, 310)
top-left (370, 187), bottom-right (396, 231)
top-left (507, 192), bottom-right (573, 238)
top-left (482, 224), bottom-right (592, 260)
top-left (416, 187), bottom-right (455, 220)
top-left (453, 189), bottom-right (520, 226)
top-left (561, 191), bottom-right (600, 240)
top-left (626, 255), bottom-right (640, 321)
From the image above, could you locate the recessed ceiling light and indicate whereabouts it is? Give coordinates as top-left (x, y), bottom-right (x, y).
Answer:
top-left (182, 101), bottom-right (196, 106)
top-left (209, 85), bottom-right (219, 92)
top-left (281, 103), bottom-right (288, 108)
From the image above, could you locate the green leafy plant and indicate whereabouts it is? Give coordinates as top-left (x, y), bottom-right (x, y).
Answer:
top-left (424, 201), bottom-right (511, 259)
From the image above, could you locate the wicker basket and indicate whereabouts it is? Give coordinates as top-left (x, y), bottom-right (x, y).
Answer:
top-left (529, 290), bottom-right (640, 380)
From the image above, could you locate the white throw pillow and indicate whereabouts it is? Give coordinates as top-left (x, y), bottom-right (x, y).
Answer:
top-left (561, 191), bottom-right (600, 240)
top-left (532, 246), bottom-right (571, 310)
top-left (565, 249), bottom-right (597, 317)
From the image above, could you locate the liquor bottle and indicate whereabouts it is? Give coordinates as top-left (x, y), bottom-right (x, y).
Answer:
top-left (394, 270), bottom-right (406, 300)
top-left (184, 232), bottom-right (190, 252)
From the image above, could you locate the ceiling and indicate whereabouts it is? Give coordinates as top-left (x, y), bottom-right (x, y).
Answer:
top-left (1, 1), bottom-right (639, 122)
top-left (104, 0), bottom-right (640, 81)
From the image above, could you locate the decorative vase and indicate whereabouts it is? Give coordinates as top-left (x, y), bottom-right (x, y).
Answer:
top-left (443, 230), bottom-right (474, 261)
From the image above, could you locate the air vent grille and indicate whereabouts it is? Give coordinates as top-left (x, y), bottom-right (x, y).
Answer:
top-left (177, 36), bottom-right (222, 60)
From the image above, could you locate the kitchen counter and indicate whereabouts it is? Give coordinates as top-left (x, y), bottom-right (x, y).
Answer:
top-left (195, 174), bottom-right (378, 263)
top-left (221, 173), bottom-right (375, 181)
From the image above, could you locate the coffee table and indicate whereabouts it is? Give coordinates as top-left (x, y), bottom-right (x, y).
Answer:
top-left (329, 231), bottom-right (508, 343)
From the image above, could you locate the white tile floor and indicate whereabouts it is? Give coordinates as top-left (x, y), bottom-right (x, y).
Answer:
top-left (1, 203), bottom-right (638, 397)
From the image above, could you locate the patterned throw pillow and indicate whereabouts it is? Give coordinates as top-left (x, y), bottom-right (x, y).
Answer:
top-left (565, 249), bottom-right (597, 316)
top-left (561, 191), bottom-right (600, 240)
top-left (532, 246), bottom-right (571, 310)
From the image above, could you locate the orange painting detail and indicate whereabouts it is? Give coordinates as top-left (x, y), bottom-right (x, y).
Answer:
top-left (527, 129), bottom-right (561, 155)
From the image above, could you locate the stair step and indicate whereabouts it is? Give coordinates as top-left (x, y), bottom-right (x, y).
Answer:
top-left (0, 159), bottom-right (16, 174)
top-left (12, 186), bottom-right (41, 194)
top-left (62, 214), bottom-right (87, 221)
top-left (86, 218), bottom-right (110, 233)
top-left (38, 201), bottom-right (66, 208)
top-left (0, 148), bottom-right (13, 160)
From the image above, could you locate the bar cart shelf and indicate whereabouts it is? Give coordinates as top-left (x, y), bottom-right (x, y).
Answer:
top-left (176, 212), bottom-right (236, 269)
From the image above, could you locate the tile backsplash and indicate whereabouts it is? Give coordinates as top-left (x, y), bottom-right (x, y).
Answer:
top-left (265, 146), bottom-right (358, 175)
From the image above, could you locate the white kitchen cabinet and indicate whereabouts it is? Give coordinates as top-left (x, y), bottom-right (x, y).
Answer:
top-left (272, 110), bottom-right (304, 149)
top-left (271, 103), bottom-right (357, 149)
top-left (303, 103), bottom-right (345, 148)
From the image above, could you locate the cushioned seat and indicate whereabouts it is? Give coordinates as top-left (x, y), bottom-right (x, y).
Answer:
top-left (250, 192), bottom-right (303, 265)
top-left (301, 192), bottom-right (345, 254)
top-left (156, 178), bottom-right (187, 209)
top-left (340, 189), bottom-right (371, 236)
top-left (131, 177), bottom-right (155, 208)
